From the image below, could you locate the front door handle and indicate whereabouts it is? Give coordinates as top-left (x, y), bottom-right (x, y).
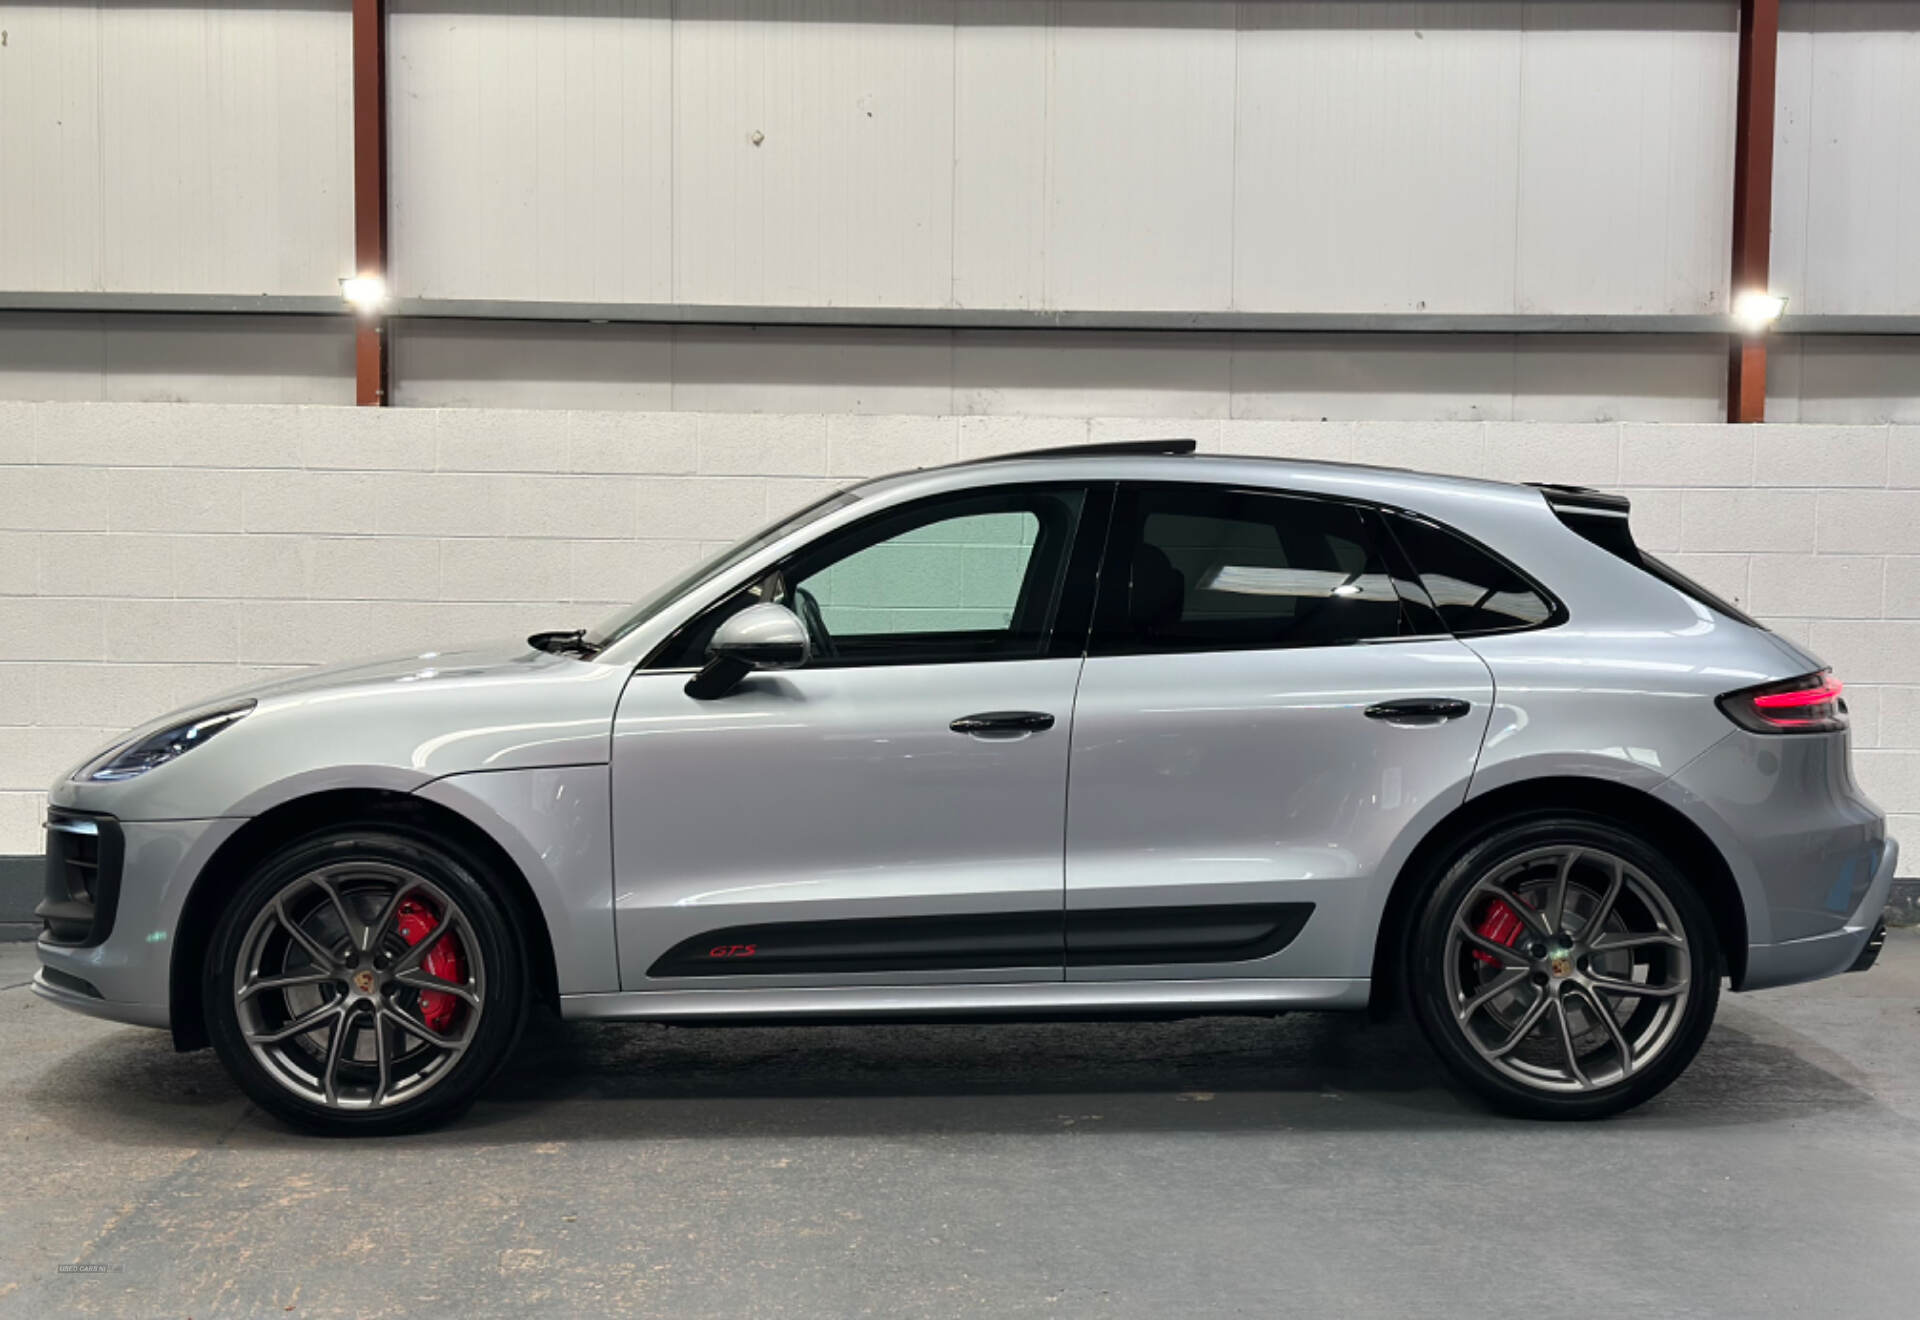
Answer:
top-left (1364, 697), bottom-right (1472, 724)
top-left (950, 710), bottom-right (1056, 735)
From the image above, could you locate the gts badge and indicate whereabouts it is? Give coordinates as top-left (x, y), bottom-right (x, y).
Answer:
top-left (707, 944), bottom-right (758, 959)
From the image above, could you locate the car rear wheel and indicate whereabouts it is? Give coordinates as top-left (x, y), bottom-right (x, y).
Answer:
top-left (204, 825), bottom-right (528, 1135)
top-left (1407, 812), bottom-right (1720, 1119)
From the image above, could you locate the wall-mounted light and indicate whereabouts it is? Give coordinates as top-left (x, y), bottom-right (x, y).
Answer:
top-left (1732, 289), bottom-right (1787, 334)
top-left (340, 274), bottom-right (389, 315)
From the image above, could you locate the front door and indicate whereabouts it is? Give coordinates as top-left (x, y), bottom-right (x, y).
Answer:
top-left (1064, 482), bottom-right (1495, 983)
top-left (611, 482), bottom-right (1104, 990)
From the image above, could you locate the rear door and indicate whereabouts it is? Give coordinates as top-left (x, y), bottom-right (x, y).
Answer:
top-left (1063, 481), bottom-right (1495, 983)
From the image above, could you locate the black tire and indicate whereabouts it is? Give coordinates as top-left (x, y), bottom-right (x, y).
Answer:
top-left (204, 823), bottom-right (529, 1135)
top-left (1405, 810), bottom-right (1721, 1120)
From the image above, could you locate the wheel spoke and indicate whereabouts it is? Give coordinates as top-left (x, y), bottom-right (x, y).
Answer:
top-left (1547, 850), bottom-right (1576, 931)
top-left (380, 1001), bottom-right (476, 1054)
top-left (321, 1001), bottom-right (363, 1106)
top-left (1455, 918), bottom-right (1532, 969)
top-left (1550, 994), bottom-right (1591, 1088)
top-left (370, 1008), bottom-right (392, 1107)
top-left (275, 897), bottom-right (345, 970)
top-left (245, 998), bottom-right (344, 1046)
top-left (392, 912), bottom-right (455, 975)
top-left (1588, 930), bottom-right (1683, 954)
top-left (1475, 877), bottom-right (1552, 939)
top-left (1584, 857), bottom-right (1626, 942)
top-left (1586, 971), bottom-right (1684, 1000)
top-left (1457, 966), bottom-right (1530, 1024)
top-left (1570, 984), bottom-right (1634, 1080)
top-left (309, 872), bottom-right (361, 957)
top-left (238, 969), bottom-right (337, 1002)
top-left (391, 966), bottom-right (481, 1007)
top-left (363, 878), bottom-right (426, 956)
top-left (1488, 986), bottom-right (1554, 1057)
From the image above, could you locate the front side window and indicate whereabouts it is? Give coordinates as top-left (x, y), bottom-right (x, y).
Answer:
top-left (655, 485), bottom-right (1089, 668)
top-left (1094, 484), bottom-right (1406, 653)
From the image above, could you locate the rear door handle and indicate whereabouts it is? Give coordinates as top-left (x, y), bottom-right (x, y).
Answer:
top-left (1364, 697), bottom-right (1472, 724)
top-left (950, 710), bottom-right (1056, 735)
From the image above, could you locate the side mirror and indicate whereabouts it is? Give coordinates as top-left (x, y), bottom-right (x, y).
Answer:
top-left (685, 602), bottom-right (811, 699)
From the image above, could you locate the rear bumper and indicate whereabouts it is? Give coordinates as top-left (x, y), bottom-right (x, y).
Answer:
top-left (1655, 728), bottom-right (1891, 992)
top-left (1743, 836), bottom-right (1898, 991)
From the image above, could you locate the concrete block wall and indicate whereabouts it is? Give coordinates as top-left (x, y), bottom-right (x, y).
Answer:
top-left (1, 402), bottom-right (1916, 872)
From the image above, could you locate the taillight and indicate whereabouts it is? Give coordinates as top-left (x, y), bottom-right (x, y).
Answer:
top-left (1717, 670), bottom-right (1847, 734)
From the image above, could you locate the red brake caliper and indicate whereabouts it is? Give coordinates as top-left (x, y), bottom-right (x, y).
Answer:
top-left (394, 897), bottom-right (465, 1032)
top-left (1470, 898), bottom-right (1527, 968)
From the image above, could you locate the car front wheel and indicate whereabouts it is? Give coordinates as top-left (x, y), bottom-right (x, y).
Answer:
top-left (204, 825), bottom-right (528, 1135)
top-left (1407, 812), bottom-right (1721, 1120)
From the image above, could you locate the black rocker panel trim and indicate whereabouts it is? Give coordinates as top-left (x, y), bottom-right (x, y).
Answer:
top-left (1066, 903), bottom-right (1314, 966)
top-left (647, 903), bottom-right (1315, 978)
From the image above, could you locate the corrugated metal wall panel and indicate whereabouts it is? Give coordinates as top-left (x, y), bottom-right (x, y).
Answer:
top-left (389, 0), bottom-right (674, 302)
top-left (0, 3), bottom-right (351, 296)
top-left (1513, 2), bottom-right (1737, 314)
top-left (1234, 3), bottom-right (1523, 315)
top-left (669, 0), bottom-right (957, 308)
top-left (1773, 1), bottom-right (1920, 316)
top-left (385, 1), bottom-right (1749, 316)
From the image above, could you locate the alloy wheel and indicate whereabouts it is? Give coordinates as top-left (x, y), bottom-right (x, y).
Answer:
top-left (1443, 845), bottom-right (1692, 1094)
top-left (232, 861), bottom-right (486, 1111)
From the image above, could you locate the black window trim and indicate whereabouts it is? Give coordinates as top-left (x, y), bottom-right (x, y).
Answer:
top-left (643, 480), bottom-right (1116, 672)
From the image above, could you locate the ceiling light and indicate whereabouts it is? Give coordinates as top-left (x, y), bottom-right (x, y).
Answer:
top-left (1732, 290), bottom-right (1787, 334)
top-left (340, 274), bottom-right (388, 314)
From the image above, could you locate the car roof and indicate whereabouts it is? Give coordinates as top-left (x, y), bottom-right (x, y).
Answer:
top-left (852, 438), bottom-right (1547, 505)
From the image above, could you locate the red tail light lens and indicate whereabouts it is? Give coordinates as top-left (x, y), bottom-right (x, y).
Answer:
top-left (1717, 671), bottom-right (1847, 734)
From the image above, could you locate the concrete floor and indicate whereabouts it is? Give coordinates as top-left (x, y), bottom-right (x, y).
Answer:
top-left (3, 937), bottom-right (1918, 1320)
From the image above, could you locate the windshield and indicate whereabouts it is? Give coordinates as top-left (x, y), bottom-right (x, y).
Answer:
top-left (584, 489), bottom-right (861, 649)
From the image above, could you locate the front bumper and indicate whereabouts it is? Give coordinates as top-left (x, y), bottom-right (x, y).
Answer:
top-left (33, 814), bottom-right (245, 1032)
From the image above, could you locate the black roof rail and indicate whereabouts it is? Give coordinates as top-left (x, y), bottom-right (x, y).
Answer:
top-left (958, 437), bottom-right (1197, 464)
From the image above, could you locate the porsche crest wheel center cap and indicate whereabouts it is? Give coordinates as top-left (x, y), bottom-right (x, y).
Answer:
top-left (1549, 953), bottom-right (1573, 979)
top-left (351, 968), bottom-right (377, 996)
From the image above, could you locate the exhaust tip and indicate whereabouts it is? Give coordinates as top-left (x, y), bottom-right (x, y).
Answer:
top-left (1848, 920), bottom-right (1888, 974)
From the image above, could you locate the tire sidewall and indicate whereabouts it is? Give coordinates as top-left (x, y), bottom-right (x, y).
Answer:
top-left (204, 822), bottom-right (528, 1135)
top-left (1406, 810), bottom-right (1721, 1120)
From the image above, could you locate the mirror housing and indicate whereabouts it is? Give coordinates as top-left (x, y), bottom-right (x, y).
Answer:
top-left (685, 602), bottom-right (811, 699)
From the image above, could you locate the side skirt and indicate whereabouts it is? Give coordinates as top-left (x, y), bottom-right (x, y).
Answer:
top-left (559, 976), bottom-right (1370, 1024)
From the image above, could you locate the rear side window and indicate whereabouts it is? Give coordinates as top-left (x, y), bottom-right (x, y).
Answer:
top-left (1384, 512), bottom-right (1554, 636)
top-left (1094, 485), bottom-right (1407, 653)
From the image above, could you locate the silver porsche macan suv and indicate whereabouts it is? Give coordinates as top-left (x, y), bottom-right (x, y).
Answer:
top-left (34, 440), bottom-right (1894, 1133)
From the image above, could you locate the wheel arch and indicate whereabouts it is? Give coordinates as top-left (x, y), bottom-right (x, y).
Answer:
top-left (1367, 776), bottom-right (1747, 1017)
top-left (168, 787), bottom-right (561, 1051)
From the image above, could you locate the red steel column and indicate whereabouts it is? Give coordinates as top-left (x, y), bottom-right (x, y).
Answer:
top-left (1727, 0), bottom-right (1780, 423)
top-left (352, 0), bottom-right (390, 406)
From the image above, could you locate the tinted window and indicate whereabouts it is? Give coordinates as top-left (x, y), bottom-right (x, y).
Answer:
top-left (1096, 485), bottom-right (1406, 653)
top-left (1385, 512), bottom-right (1552, 635)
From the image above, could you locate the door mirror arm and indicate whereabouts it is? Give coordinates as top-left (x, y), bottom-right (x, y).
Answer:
top-left (685, 602), bottom-right (811, 699)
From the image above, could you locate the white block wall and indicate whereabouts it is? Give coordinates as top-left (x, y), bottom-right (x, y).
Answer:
top-left (1, 403), bottom-right (1916, 868)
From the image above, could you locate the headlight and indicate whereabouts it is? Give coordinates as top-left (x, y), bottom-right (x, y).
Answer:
top-left (77, 701), bottom-right (255, 782)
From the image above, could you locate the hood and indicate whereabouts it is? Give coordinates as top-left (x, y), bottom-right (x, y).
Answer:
top-left (200, 638), bottom-right (568, 709)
